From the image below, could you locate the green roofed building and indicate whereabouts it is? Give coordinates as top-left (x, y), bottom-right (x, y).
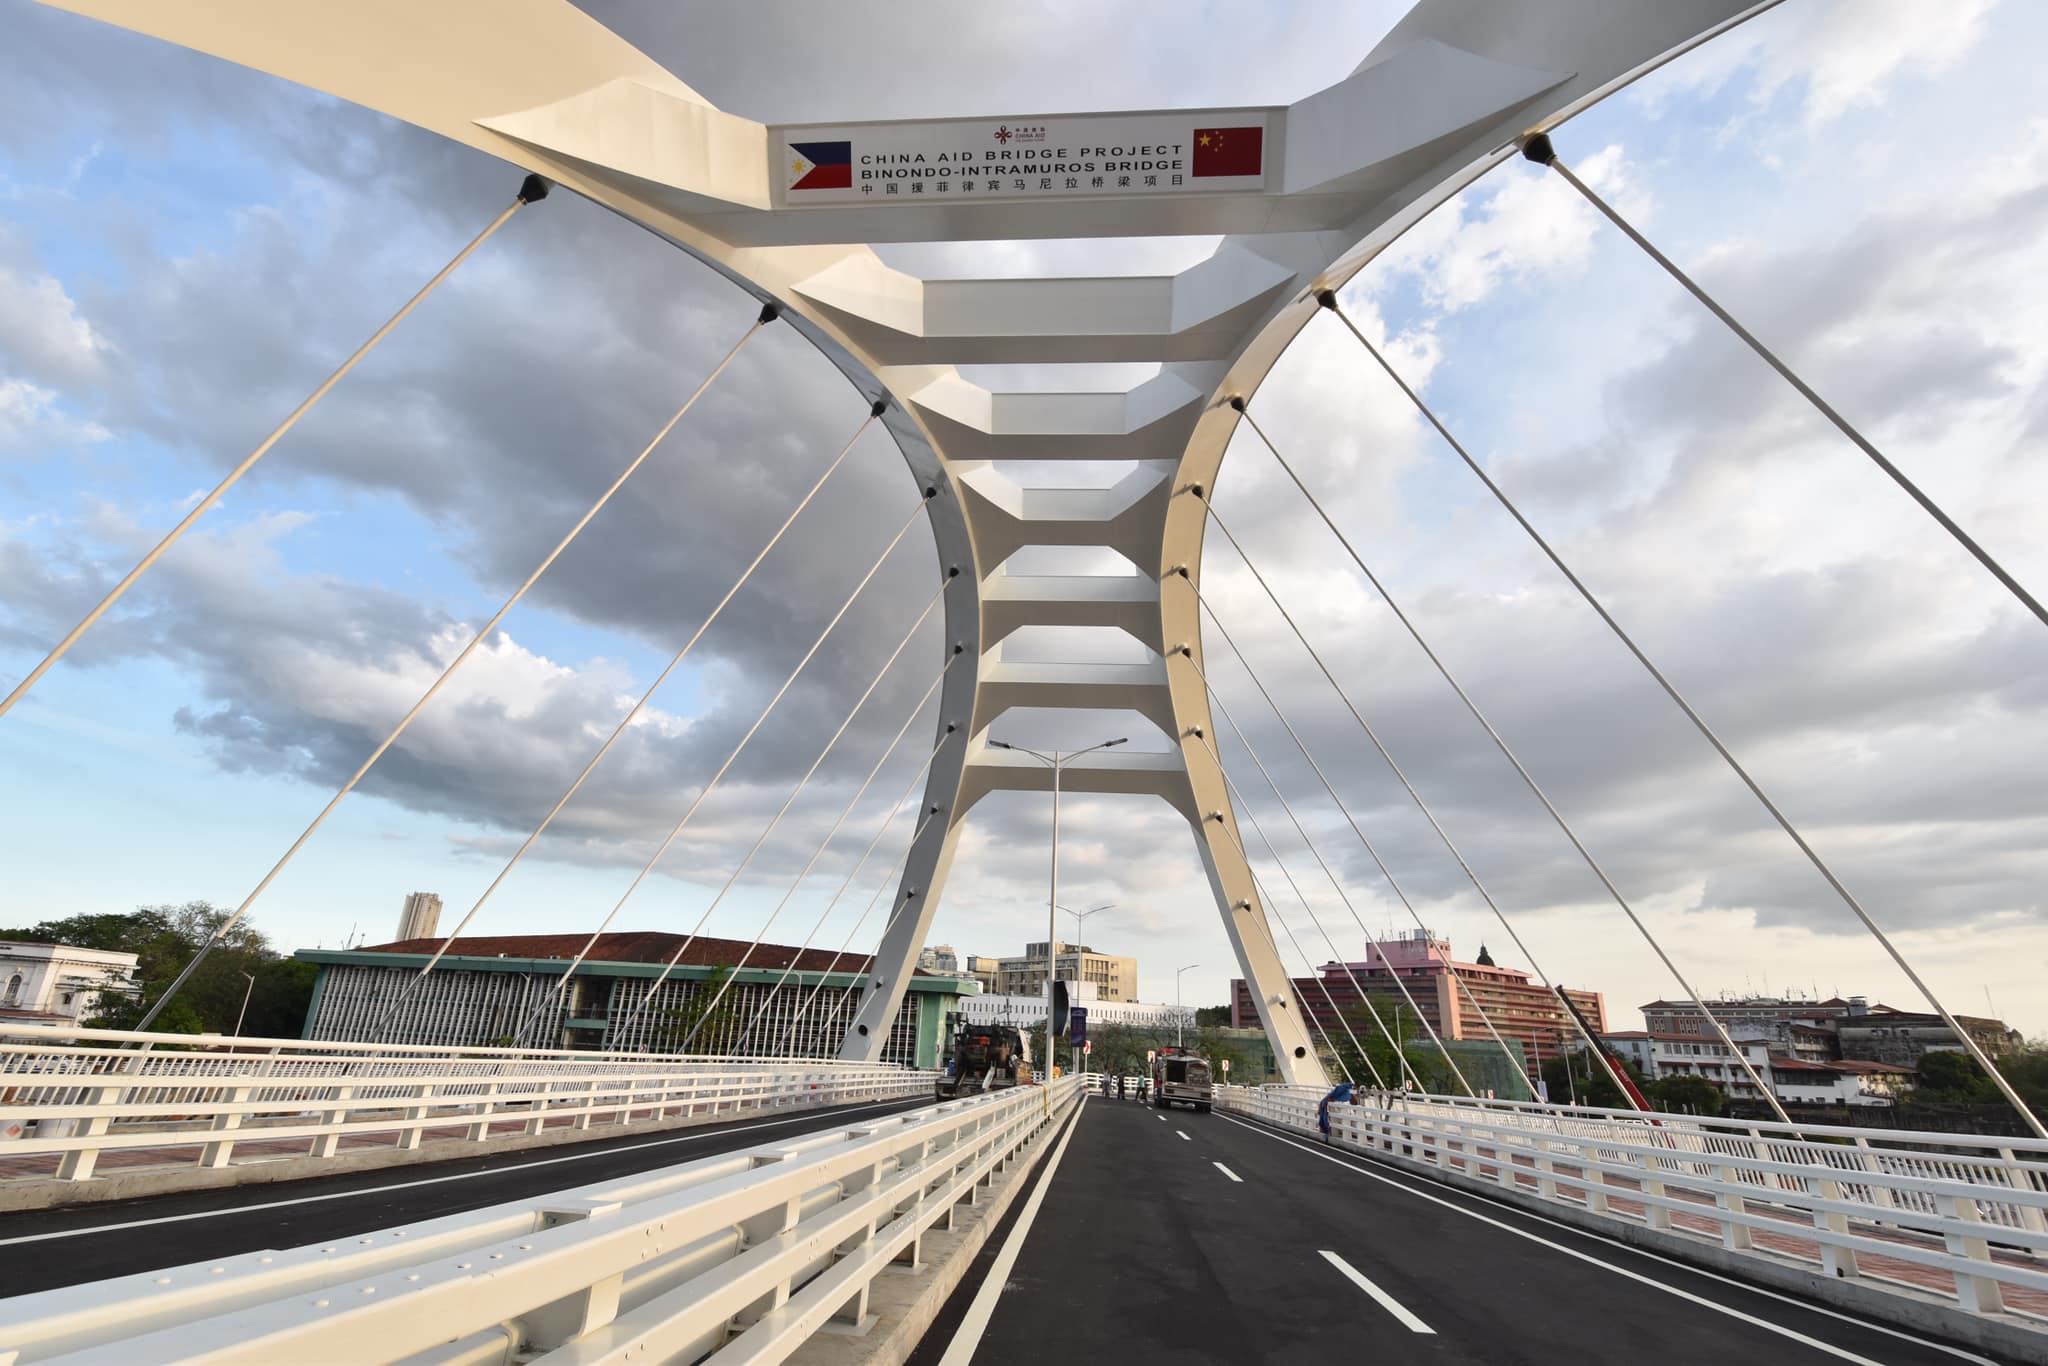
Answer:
top-left (295, 932), bottom-right (973, 1067)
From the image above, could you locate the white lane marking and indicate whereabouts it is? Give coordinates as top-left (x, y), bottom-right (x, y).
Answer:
top-left (1212, 1162), bottom-right (1243, 1183)
top-left (1320, 1249), bottom-right (1434, 1334)
top-left (1228, 1117), bottom-right (1996, 1366)
top-left (0, 1096), bottom-right (921, 1247)
top-left (936, 1098), bottom-right (1087, 1366)
top-left (1176, 1130), bottom-right (1191, 1142)
top-left (1156, 1114), bottom-right (1166, 1122)
top-left (1217, 1115), bottom-right (1888, 1366)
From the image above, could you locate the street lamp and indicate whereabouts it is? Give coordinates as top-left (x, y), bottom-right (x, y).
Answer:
top-left (990, 736), bottom-right (1127, 1077)
top-left (1176, 963), bottom-right (1200, 1047)
top-left (232, 971), bottom-right (256, 1038)
top-left (1055, 901), bottom-right (1115, 945)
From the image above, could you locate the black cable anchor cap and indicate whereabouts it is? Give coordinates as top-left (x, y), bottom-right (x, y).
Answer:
top-left (1314, 288), bottom-right (1339, 311)
top-left (517, 174), bottom-right (552, 204)
top-left (1228, 395), bottom-right (1247, 413)
top-left (756, 301), bottom-right (783, 325)
top-left (1520, 131), bottom-right (1556, 165)
top-left (869, 398), bottom-right (888, 418)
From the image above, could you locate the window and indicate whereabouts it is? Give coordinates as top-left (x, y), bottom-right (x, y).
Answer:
top-left (3, 973), bottom-right (19, 1006)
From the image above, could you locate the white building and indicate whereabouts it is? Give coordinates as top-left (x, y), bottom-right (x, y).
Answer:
top-left (0, 941), bottom-right (140, 1024)
top-left (954, 981), bottom-right (1192, 1035)
top-left (1603, 1031), bottom-right (1904, 1107)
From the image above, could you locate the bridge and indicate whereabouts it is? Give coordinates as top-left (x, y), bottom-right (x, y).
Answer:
top-left (2, 0), bottom-right (2045, 1361)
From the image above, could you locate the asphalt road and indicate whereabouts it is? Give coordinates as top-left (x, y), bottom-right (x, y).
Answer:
top-left (0, 1093), bottom-right (934, 1296)
top-left (914, 1094), bottom-right (2008, 1366)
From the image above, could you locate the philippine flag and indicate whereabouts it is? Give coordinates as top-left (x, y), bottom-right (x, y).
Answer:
top-left (788, 141), bottom-right (852, 192)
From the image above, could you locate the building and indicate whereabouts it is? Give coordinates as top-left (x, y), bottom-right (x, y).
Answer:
top-left (0, 940), bottom-right (140, 1025)
top-left (916, 944), bottom-right (960, 974)
top-left (1602, 1031), bottom-right (1915, 1107)
top-left (1640, 994), bottom-right (1868, 1038)
top-left (395, 892), bottom-right (442, 942)
top-left (296, 932), bottom-right (976, 1066)
top-left (962, 954), bottom-right (1000, 994)
top-left (954, 981), bottom-right (1192, 1036)
top-left (1643, 994), bottom-right (2021, 1074)
top-left (1838, 1010), bottom-right (2021, 1068)
top-left (1603, 1031), bottom-right (1778, 1102)
top-left (1229, 930), bottom-right (1605, 1064)
top-left (994, 941), bottom-right (1138, 1002)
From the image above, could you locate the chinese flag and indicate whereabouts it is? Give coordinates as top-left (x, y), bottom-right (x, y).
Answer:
top-left (1192, 126), bottom-right (1263, 178)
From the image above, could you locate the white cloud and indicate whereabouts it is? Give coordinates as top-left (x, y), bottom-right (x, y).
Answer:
top-left (0, 375), bottom-right (108, 453)
top-left (1368, 145), bottom-right (1646, 315)
top-left (0, 257), bottom-right (111, 387)
top-left (1635, 0), bottom-right (1998, 131)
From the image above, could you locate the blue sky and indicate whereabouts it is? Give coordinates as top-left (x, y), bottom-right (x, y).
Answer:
top-left (3, 0), bottom-right (2046, 1034)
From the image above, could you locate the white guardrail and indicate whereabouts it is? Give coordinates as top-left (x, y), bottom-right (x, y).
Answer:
top-left (1218, 1084), bottom-right (2048, 1321)
top-left (0, 1075), bottom-right (1085, 1365)
top-left (0, 1027), bottom-right (932, 1182)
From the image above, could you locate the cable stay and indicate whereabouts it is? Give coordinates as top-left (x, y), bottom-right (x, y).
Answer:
top-left (140, 303), bottom-right (775, 1034)
top-left (0, 175), bottom-right (551, 722)
top-left (1228, 390), bottom-right (1796, 1127)
top-left (1202, 501), bottom-right (1630, 1106)
top-left (1315, 291), bottom-right (2035, 1135)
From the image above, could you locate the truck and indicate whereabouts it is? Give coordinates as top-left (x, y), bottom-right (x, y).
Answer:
top-left (1150, 1045), bottom-right (1213, 1112)
top-left (935, 1022), bottom-right (1030, 1100)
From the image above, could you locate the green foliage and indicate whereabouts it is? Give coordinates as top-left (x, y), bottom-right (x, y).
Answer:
top-left (1997, 1040), bottom-right (2048, 1115)
top-left (1913, 1049), bottom-right (2003, 1103)
top-left (650, 967), bottom-right (747, 1054)
top-left (1646, 1073), bottom-right (1725, 1116)
top-left (1, 902), bottom-right (314, 1038)
top-left (1540, 1048), bottom-right (1644, 1110)
top-left (1194, 1005), bottom-right (1232, 1028)
top-left (1322, 1001), bottom-right (1451, 1093)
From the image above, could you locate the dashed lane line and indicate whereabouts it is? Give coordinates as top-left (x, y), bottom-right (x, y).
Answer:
top-left (1218, 1114), bottom-right (1889, 1366)
top-left (1320, 1249), bottom-right (1435, 1334)
top-left (1213, 1162), bottom-right (1243, 1183)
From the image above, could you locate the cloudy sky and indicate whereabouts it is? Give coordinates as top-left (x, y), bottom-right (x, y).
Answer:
top-left (2, 0), bottom-right (2044, 1038)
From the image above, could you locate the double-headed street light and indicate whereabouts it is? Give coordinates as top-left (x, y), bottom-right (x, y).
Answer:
top-left (989, 736), bottom-right (1127, 1076)
top-left (1055, 901), bottom-right (1115, 945)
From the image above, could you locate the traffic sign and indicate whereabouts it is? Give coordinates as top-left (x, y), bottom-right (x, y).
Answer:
top-left (1083, 1040), bottom-right (1092, 1056)
top-left (1220, 1058), bottom-right (1230, 1073)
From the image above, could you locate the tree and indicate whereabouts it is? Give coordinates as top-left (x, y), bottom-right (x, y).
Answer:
top-left (1324, 1001), bottom-right (1450, 1093)
top-left (1540, 1049), bottom-right (1644, 1110)
top-left (650, 968), bottom-right (749, 1054)
top-left (1646, 1073), bottom-right (1724, 1116)
top-left (1194, 1005), bottom-right (1232, 1029)
top-left (1, 903), bottom-right (315, 1037)
top-left (1912, 1049), bottom-right (2002, 1104)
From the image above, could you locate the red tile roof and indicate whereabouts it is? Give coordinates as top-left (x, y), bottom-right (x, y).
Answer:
top-left (351, 932), bottom-right (926, 977)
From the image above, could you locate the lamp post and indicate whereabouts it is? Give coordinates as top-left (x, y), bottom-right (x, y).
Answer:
top-left (232, 971), bottom-right (256, 1038)
top-left (1055, 901), bottom-right (1115, 947)
top-left (1176, 963), bottom-right (1200, 1047)
top-left (990, 736), bottom-right (1127, 1078)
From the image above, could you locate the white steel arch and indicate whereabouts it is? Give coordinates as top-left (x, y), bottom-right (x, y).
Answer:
top-left (44, 0), bottom-right (1770, 1084)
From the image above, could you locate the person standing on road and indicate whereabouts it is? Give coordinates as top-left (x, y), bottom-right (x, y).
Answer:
top-left (1317, 1081), bottom-right (1356, 1143)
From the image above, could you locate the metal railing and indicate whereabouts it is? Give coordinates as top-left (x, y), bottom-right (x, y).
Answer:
top-left (0, 1026), bottom-right (931, 1182)
top-left (0, 1076), bottom-right (1084, 1364)
top-left (1218, 1085), bottom-right (2048, 1320)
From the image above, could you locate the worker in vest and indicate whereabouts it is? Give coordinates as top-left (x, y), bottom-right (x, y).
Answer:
top-left (1317, 1081), bottom-right (1356, 1142)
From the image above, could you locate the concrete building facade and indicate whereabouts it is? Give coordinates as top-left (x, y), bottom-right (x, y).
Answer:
top-left (994, 942), bottom-right (1137, 1002)
top-left (0, 941), bottom-right (140, 1025)
top-left (1229, 931), bottom-right (1605, 1065)
top-left (297, 932), bottom-right (975, 1067)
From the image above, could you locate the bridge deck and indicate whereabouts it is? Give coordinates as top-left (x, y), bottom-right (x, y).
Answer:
top-left (0, 1094), bottom-right (934, 1297)
top-left (915, 1094), bottom-right (1986, 1366)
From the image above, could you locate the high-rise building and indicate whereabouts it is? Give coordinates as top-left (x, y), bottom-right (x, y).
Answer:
top-left (994, 941), bottom-right (1137, 1001)
top-left (917, 943), bottom-right (960, 974)
top-left (1229, 930), bottom-right (1604, 1064)
top-left (396, 891), bottom-right (442, 942)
